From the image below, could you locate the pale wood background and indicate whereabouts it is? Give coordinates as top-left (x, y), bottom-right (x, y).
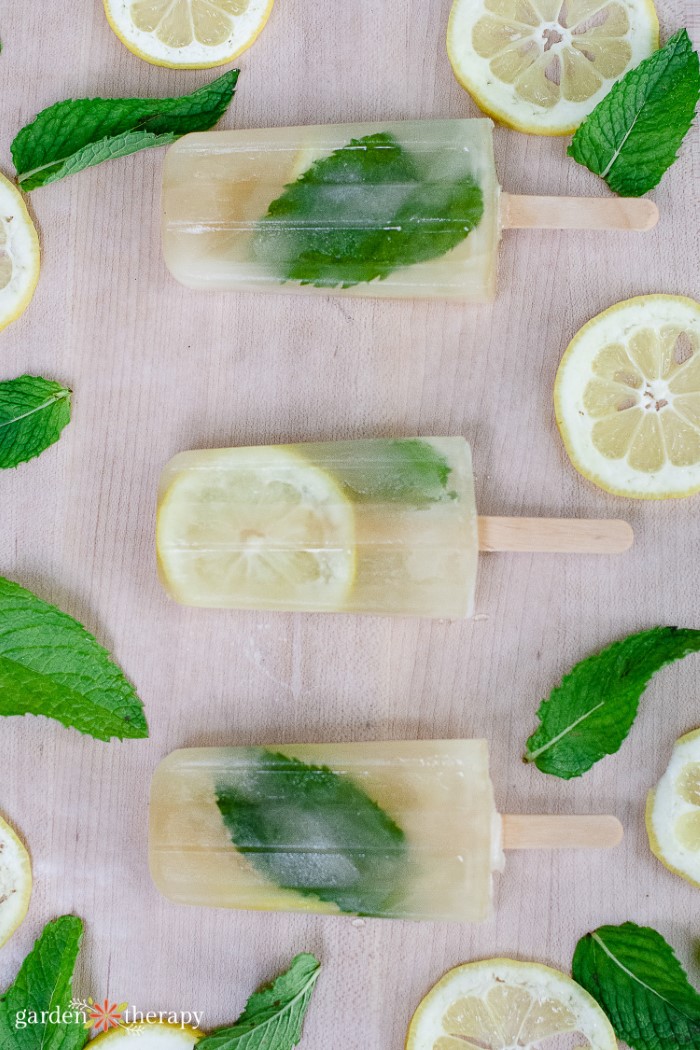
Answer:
top-left (1, 1), bottom-right (699, 1047)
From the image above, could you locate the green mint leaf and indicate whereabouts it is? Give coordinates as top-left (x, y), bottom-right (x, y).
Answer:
top-left (0, 916), bottom-right (89, 1050)
top-left (525, 626), bottom-right (700, 779)
top-left (0, 577), bottom-right (148, 740)
top-left (198, 954), bottom-right (321, 1050)
top-left (316, 438), bottom-right (454, 504)
top-left (253, 131), bottom-right (483, 288)
top-left (572, 923), bottom-right (700, 1050)
top-left (12, 70), bottom-right (239, 190)
top-left (0, 375), bottom-right (71, 468)
top-left (568, 29), bottom-right (700, 196)
top-left (216, 748), bottom-right (408, 916)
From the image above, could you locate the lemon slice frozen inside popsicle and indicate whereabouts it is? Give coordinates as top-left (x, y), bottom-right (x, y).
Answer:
top-left (646, 728), bottom-right (700, 890)
top-left (447, 0), bottom-right (658, 135)
top-left (157, 446), bottom-right (355, 610)
top-left (555, 295), bottom-right (700, 498)
top-left (407, 959), bottom-right (617, 1050)
top-left (103, 0), bottom-right (274, 68)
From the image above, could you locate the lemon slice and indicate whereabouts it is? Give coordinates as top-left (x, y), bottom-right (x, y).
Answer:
top-left (0, 173), bottom-right (40, 333)
top-left (90, 1021), bottom-right (201, 1047)
top-left (0, 813), bottom-right (32, 948)
top-left (157, 446), bottom-right (356, 611)
top-left (103, 0), bottom-right (275, 68)
top-left (555, 295), bottom-right (700, 498)
top-left (447, 0), bottom-right (658, 135)
top-left (646, 728), bottom-right (700, 890)
top-left (407, 958), bottom-right (617, 1050)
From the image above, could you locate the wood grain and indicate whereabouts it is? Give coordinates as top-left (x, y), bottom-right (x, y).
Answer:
top-left (0, 2), bottom-right (698, 1048)
top-left (502, 815), bottom-right (624, 851)
top-left (501, 193), bottom-right (660, 230)
top-left (477, 516), bottom-right (634, 553)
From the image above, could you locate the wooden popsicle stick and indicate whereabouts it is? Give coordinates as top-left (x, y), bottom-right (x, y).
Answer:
top-left (502, 815), bottom-right (623, 850)
top-left (477, 516), bottom-right (633, 554)
top-left (501, 193), bottom-right (659, 232)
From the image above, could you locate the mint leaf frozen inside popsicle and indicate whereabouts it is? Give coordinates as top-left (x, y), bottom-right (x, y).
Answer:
top-left (215, 748), bottom-right (408, 916)
top-left (252, 132), bottom-right (484, 288)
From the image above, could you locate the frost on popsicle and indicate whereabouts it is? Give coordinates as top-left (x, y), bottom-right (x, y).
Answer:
top-left (252, 132), bottom-right (484, 288)
top-left (215, 748), bottom-right (408, 916)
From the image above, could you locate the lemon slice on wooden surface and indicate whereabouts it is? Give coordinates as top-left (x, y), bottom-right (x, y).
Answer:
top-left (406, 958), bottom-right (617, 1050)
top-left (0, 173), bottom-right (40, 334)
top-left (90, 1021), bottom-right (201, 1047)
top-left (646, 728), bottom-right (700, 890)
top-left (157, 446), bottom-right (356, 610)
top-left (103, 0), bottom-right (275, 68)
top-left (0, 813), bottom-right (32, 948)
top-left (555, 295), bottom-right (700, 499)
top-left (447, 0), bottom-right (658, 135)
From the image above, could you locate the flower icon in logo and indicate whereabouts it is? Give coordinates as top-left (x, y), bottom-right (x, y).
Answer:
top-left (85, 998), bottom-right (128, 1033)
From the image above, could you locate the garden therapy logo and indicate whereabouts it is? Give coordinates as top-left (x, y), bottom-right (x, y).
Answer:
top-left (13, 997), bottom-right (202, 1036)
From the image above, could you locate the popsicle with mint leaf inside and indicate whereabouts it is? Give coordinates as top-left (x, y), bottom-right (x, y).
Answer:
top-left (148, 741), bottom-right (623, 922)
top-left (162, 118), bottom-right (657, 302)
top-left (156, 436), bottom-right (633, 619)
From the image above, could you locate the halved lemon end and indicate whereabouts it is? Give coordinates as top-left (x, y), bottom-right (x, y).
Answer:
top-left (0, 814), bottom-right (32, 948)
top-left (555, 295), bottom-right (700, 498)
top-left (0, 173), bottom-right (40, 333)
top-left (646, 727), bottom-right (700, 890)
top-left (447, 0), bottom-right (658, 135)
top-left (157, 445), bottom-right (356, 611)
top-left (103, 0), bottom-right (275, 68)
top-left (90, 1021), bottom-right (201, 1046)
top-left (406, 958), bottom-right (617, 1050)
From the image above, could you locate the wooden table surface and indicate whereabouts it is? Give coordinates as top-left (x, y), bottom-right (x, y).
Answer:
top-left (1, 2), bottom-right (699, 1047)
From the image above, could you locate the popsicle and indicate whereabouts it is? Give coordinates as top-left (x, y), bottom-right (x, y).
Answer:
top-left (149, 741), bottom-right (623, 922)
top-left (161, 118), bottom-right (658, 302)
top-left (156, 436), bottom-right (633, 618)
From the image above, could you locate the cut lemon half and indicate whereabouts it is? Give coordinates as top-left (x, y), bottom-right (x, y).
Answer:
top-left (0, 813), bottom-right (32, 948)
top-left (555, 295), bottom-right (700, 498)
top-left (0, 173), bottom-right (40, 333)
top-left (103, 0), bottom-right (275, 68)
top-left (90, 1021), bottom-right (201, 1047)
top-left (157, 446), bottom-right (356, 611)
top-left (447, 0), bottom-right (658, 135)
top-left (646, 728), bottom-right (700, 890)
top-left (407, 958), bottom-right (617, 1050)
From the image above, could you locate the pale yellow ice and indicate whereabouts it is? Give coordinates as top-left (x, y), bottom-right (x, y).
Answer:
top-left (149, 740), bottom-right (502, 922)
top-left (161, 119), bottom-right (500, 301)
top-left (156, 437), bottom-right (479, 618)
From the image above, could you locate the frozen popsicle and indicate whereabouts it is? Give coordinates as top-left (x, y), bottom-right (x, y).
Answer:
top-left (156, 436), bottom-right (633, 618)
top-left (149, 741), bottom-right (623, 922)
top-left (161, 118), bottom-right (657, 302)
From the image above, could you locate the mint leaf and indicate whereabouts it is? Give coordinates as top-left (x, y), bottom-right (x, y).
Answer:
top-left (253, 131), bottom-right (484, 288)
top-left (198, 954), bottom-right (321, 1050)
top-left (216, 748), bottom-right (407, 916)
top-left (314, 438), bottom-right (454, 504)
top-left (12, 70), bottom-right (239, 190)
top-left (525, 627), bottom-right (700, 779)
top-left (0, 577), bottom-right (148, 740)
top-left (0, 916), bottom-right (89, 1050)
top-left (572, 923), bottom-right (700, 1050)
top-left (0, 376), bottom-right (71, 468)
top-left (568, 29), bottom-right (700, 196)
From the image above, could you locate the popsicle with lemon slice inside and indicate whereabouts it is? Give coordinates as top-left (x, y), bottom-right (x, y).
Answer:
top-left (156, 436), bottom-right (633, 618)
top-left (161, 118), bottom-right (657, 302)
top-left (149, 740), bottom-right (623, 922)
